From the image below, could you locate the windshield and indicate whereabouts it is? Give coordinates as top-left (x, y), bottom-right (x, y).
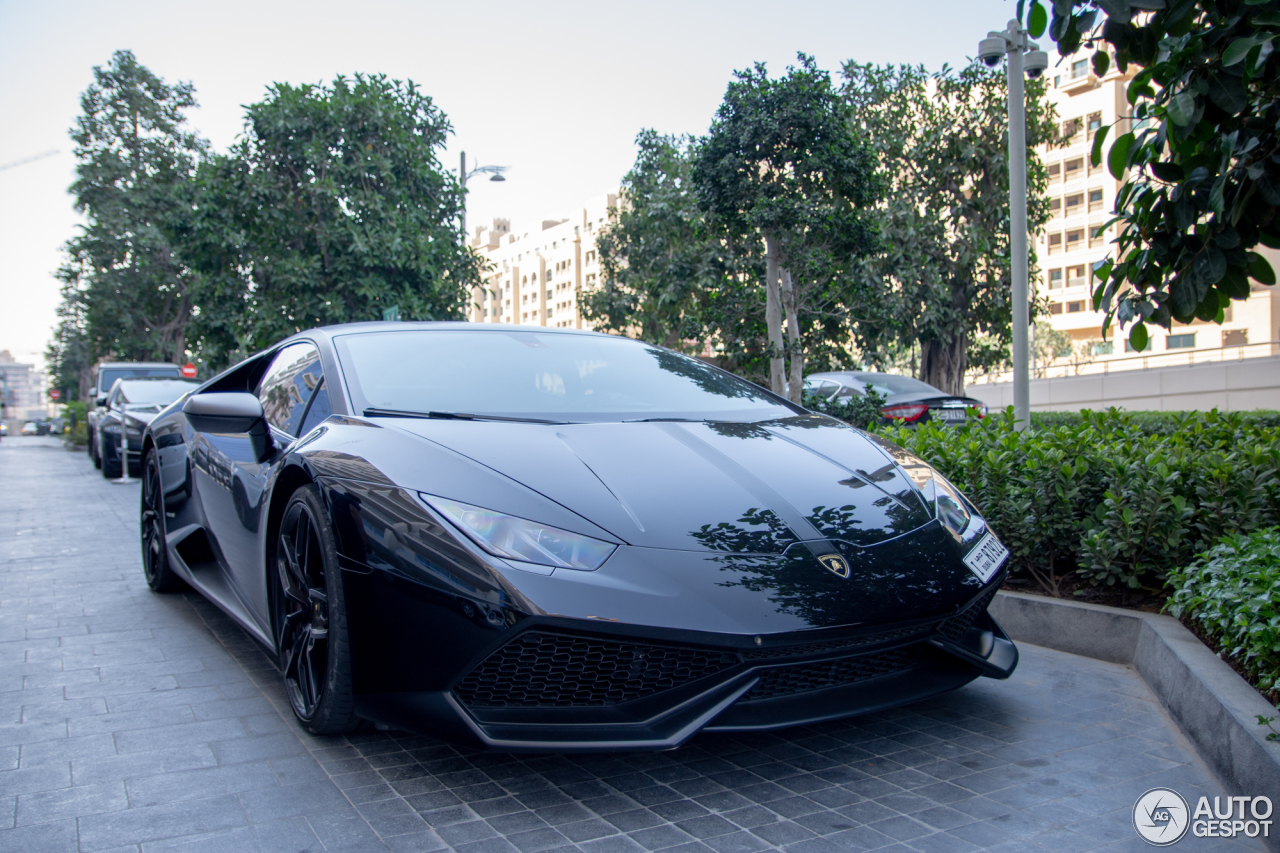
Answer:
top-left (117, 380), bottom-right (199, 406)
top-left (851, 372), bottom-right (943, 397)
top-left (335, 330), bottom-right (795, 423)
top-left (98, 367), bottom-right (180, 393)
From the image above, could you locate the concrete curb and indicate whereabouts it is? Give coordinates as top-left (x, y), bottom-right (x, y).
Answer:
top-left (990, 590), bottom-right (1280, 849)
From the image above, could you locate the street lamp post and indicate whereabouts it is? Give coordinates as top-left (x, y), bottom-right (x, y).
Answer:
top-left (459, 152), bottom-right (508, 242)
top-left (979, 21), bottom-right (1047, 432)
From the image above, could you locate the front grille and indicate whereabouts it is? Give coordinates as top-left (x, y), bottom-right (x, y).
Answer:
top-left (454, 631), bottom-right (740, 708)
top-left (740, 625), bottom-right (924, 660)
top-left (936, 585), bottom-right (998, 643)
top-left (745, 646), bottom-right (927, 700)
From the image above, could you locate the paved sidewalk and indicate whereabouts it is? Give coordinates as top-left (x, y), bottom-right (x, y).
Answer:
top-left (0, 437), bottom-right (1261, 852)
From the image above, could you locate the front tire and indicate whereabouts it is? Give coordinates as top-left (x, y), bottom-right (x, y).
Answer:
top-left (273, 485), bottom-right (360, 735)
top-left (141, 449), bottom-right (186, 592)
top-left (101, 434), bottom-right (121, 479)
top-left (92, 429), bottom-right (102, 469)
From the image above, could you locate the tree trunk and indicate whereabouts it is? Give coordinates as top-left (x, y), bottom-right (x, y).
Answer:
top-left (918, 333), bottom-right (967, 396)
top-left (780, 267), bottom-right (803, 404)
top-left (763, 232), bottom-right (785, 395)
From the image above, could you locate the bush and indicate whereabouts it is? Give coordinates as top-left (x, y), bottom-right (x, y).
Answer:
top-left (873, 408), bottom-right (1280, 593)
top-left (1031, 409), bottom-right (1280, 435)
top-left (1167, 529), bottom-right (1280, 702)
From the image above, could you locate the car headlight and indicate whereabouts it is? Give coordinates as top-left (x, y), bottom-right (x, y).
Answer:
top-left (888, 452), bottom-right (971, 537)
top-left (932, 473), bottom-right (971, 537)
top-left (422, 495), bottom-right (616, 571)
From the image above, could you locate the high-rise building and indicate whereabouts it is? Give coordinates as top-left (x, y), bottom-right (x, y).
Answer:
top-left (1007, 52), bottom-right (1280, 379)
top-left (466, 192), bottom-right (619, 330)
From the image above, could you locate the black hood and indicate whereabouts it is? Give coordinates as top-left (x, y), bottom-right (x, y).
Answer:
top-left (388, 414), bottom-right (936, 553)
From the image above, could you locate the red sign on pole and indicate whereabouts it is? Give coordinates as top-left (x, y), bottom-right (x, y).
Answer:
top-left (49, 389), bottom-right (60, 401)
top-left (181, 363), bottom-right (197, 379)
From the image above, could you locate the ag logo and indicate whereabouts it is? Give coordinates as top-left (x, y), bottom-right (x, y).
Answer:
top-left (818, 554), bottom-right (850, 578)
top-left (1134, 787), bottom-right (1190, 846)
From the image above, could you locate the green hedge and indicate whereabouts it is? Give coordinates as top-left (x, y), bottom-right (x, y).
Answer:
top-left (1030, 409), bottom-right (1280, 434)
top-left (1167, 528), bottom-right (1280, 704)
top-left (872, 408), bottom-right (1280, 593)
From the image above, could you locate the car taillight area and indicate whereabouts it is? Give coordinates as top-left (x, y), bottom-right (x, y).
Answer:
top-left (880, 403), bottom-right (929, 422)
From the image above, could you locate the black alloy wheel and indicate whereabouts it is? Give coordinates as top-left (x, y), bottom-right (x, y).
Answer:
top-left (140, 450), bottom-right (185, 592)
top-left (274, 485), bottom-right (360, 734)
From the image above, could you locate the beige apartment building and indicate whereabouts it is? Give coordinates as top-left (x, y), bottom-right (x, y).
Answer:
top-left (465, 192), bottom-right (619, 329)
top-left (970, 51), bottom-right (1280, 388)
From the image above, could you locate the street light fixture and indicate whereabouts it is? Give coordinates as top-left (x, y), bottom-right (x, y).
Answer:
top-left (459, 151), bottom-right (509, 240)
top-left (980, 20), bottom-right (1047, 432)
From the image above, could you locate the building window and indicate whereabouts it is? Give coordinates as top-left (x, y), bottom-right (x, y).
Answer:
top-left (1065, 193), bottom-right (1083, 214)
top-left (1087, 112), bottom-right (1103, 136)
top-left (1167, 333), bottom-right (1195, 349)
top-left (1048, 163), bottom-right (1061, 182)
top-left (1048, 268), bottom-right (1063, 289)
top-left (1063, 118), bottom-right (1082, 141)
top-left (1071, 58), bottom-right (1088, 79)
top-left (1088, 188), bottom-right (1104, 211)
top-left (1049, 198), bottom-right (1061, 217)
top-left (1049, 302), bottom-right (1064, 315)
top-left (1091, 341), bottom-right (1114, 355)
top-left (1088, 224), bottom-right (1107, 248)
top-left (1067, 265), bottom-right (1086, 288)
top-left (1064, 158), bottom-right (1084, 179)
top-left (1223, 329), bottom-right (1248, 346)
top-left (1125, 338), bottom-right (1152, 353)
top-left (1066, 229), bottom-right (1084, 249)
top-left (1048, 233), bottom-right (1062, 253)
top-left (1067, 301), bottom-right (1085, 313)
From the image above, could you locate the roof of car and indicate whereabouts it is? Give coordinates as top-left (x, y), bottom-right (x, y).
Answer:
top-left (300, 321), bottom-right (615, 341)
top-left (96, 362), bottom-right (181, 368)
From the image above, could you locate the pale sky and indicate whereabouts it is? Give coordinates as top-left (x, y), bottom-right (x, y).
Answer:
top-left (0, 0), bottom-right (1015, 365)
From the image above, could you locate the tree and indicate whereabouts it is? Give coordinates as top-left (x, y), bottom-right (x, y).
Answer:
top-left (187, 74), bottom-right (482, 365)
top-left (692, 54), bottom-right (881, 402)
top-left (839, 62), bottom-right (1059, 394)
top-left (54, 50), bottom-right (207, 384)
top-left (1037, 0), bottom-right (1279, 350)
top-left (583, 131), bottom-right (773, 378)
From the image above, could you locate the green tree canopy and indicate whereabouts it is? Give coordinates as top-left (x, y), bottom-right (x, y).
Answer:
top-left (692, 53), bottom-right (882, 401)
top-left (840, 61), bottom-right (1058, 394)
top-left (582, 130), bottom-right (771, 378)
top-left (51, 49), bottom-right (207, 397)
top-left (187, 74), bottom-right (481, 365)
top-left (1036, 0), bottom-right (1278, 350)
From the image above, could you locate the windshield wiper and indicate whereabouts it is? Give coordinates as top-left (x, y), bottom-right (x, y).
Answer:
top-left (363, 407), bottom-right (565, 425)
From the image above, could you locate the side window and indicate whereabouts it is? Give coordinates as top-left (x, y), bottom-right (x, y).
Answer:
top-left (298, 380), bottom-right (331, 435)
top-left (256, 343), bottom-right (324, 436)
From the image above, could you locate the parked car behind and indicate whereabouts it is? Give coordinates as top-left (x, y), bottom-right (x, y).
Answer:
top-left (97, 377), bottom-right (199, 478)
top-left (87, 362), bottom-right (182, 469)
top-left (20, 422), bottom-right (38, 436)
top-left (804, 371), bottom-right (987, 427)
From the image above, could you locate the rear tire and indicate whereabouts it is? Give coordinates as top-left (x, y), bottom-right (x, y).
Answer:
top-left (272, 484), bottom-right (361, 736)
top-left (141, 449), bottom-right (186, 592)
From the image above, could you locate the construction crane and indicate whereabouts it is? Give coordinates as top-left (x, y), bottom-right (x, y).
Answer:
top-left (0, 150), bottom-right (59, 172)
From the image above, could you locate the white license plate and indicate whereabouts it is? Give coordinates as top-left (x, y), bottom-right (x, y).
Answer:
top-left (963, 532), bottom-right (1009, 582)
top-left (933, 408), bottom-right (967, 421)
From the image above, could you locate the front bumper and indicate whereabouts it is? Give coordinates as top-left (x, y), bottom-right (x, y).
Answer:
top-left (350, 580), bottom-right (1016, 752)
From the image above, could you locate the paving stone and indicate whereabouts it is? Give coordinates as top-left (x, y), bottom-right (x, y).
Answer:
top-left (0, 422), bottom-right (1266, 853)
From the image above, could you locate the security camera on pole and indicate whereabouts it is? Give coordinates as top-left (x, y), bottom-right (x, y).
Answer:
top-left (978, 21), bottom-right (1048, 432)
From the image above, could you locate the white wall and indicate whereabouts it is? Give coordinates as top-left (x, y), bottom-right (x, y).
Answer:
top-left (965, 355), bottom-right (1280, 412)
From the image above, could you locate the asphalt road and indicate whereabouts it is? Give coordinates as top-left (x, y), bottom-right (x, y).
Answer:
top-left (0, 435), bottom-right (1261, 852)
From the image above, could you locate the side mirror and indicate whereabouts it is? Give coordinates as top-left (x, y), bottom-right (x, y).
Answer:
top-left (182, 393), bottom-right (273, 461)
top-left (95, 396), bottom-right (107, 407)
